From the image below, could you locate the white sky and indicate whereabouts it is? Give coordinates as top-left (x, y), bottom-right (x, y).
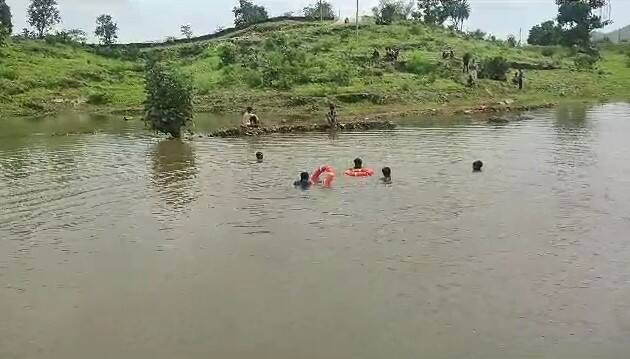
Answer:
top-left (5, 0), bottom-right (628, 43)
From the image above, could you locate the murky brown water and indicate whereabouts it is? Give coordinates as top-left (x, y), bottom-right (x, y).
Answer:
top-left (2, 103), bottom-right (630, 359)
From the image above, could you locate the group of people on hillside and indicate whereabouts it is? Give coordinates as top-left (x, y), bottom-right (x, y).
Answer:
top-left (372, 47), bottom-right (401, 62)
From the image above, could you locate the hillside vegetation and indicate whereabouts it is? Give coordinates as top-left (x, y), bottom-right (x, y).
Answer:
top-left (594, 25), bottom-right (630, 43)
top-left (2, 20), bottom-right (630, 119)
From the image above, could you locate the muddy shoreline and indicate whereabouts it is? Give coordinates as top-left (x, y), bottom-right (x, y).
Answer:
top-left (197, 101), bottom-right (554, 138)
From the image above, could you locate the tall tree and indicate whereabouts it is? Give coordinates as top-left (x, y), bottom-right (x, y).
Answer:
top-left (414, 0), bottom-right (469, 27)
top-left (181, 24), bottom-right (193, 39)
top-left (233, 0), bottom-right (268, 28)
top-left (372, 0), bottom-right (414, 25)
top-left (452, 0), bottom-right (470, 30)
top-left (0, 0), bottom-right (11, 45)
top-left (27, 0), bottom-right (61, 38)
top-left (0, 0), bottom-right (12, 34)
top-left (528, 20), bottom-right (562, 45)
top-left (442, 0), bottom-right (470, 30)
top-left (95, 14), bottom-right (118, 45)
top-left (413, 0), bottom-right (446, 25)
top-left (555, 0), bottom-right (611, 47)
top-left (303, 1), bottom-right (335, 21)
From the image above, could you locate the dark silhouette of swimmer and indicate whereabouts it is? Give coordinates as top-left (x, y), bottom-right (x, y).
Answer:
top-left (294, 172), bottom-right (311, 188)
top-left (354, 158), bottom-right (363, 169)
top-left (473, 160), bottom-right (483, 172)
top-left (256, 152), bottom-right (263, 163)
top-left (381, 167), bottom-right (392, 183)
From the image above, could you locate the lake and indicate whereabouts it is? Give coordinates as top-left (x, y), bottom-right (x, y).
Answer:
top-left (2, 103), bottom-right (630, 358)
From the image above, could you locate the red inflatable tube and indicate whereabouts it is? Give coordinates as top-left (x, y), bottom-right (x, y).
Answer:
top-left (345, 168), bottom-right (375, 177)
top-left (311, 165), bottom-right (336, 188)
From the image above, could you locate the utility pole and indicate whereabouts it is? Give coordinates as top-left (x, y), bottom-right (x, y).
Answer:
top-left (320, 0), bottom-right (323, 22)
top-left (356, 0), bottom-right (359, 38)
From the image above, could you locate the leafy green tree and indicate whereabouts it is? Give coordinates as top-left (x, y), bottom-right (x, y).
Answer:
top-left (144, 60), bottom-right (194, 138)
top-left (452, 0), bottom-right (470, 30)
top-left (27, 0), bottom-right (61, 38)
top-left (0, 0), bottom-right (11, 45)
top-left (528, 20), bottom-right (562, 45)
top-left (181, 24), bottom-right (193, 39)
top-left (233, 0), bottom-right (268, 28)
top-left (442, 0), bottom-right (470, 30)
top-left (303, 1), bottom-right (335, 20)
top-left (414, 0), bottom-right (470, 28)
top-left (413, 0), bottom-right (445, 25)
top-left (555, 0), bottom-right (611, 47)
top-left (95, 14), bottom-right (118, 45)
top-left (372, 0), bottom-right (414, 25)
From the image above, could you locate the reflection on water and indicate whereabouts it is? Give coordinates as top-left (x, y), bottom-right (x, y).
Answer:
top-left (150, 140), bottom-right (199, 211)
top-left (2, 103), bottom-right (630, 359)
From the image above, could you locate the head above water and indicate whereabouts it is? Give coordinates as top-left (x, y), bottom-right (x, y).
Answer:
top-left (256, 152), bottom-right (263, 161)
top-left (473, 160), bottom-right (483, 172)
top-left (382, 167), bottom-right (391, 178)
top-left (354, 158), bottom-right (363, 169)
top-left (300, 172), bottom-right (310, 182)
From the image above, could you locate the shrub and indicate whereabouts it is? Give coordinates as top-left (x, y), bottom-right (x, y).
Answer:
top-left (626, 51), bottom-right (630, 68)
top-left (178, 44), bottom-right (206, 58)
top-left (541, 47), bottom-right (556, 57)
top-left (217, 42), bottom-right (238, 67)
top-left (574, 53), bottom-right (599, 70)
top-left (467, 29), bottom-right (486, 40)
top-left (479, 56), bottom-right (509, 81)
top-left (143, 60), bottom-right (193, 138)
top-left (86, 90), bottom-right (112, 105)
top-left (406, 53), bottom-right (437, 75)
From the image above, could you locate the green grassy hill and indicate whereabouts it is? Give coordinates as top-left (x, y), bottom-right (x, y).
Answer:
top-left (1, 20), bottom-right (630, 119)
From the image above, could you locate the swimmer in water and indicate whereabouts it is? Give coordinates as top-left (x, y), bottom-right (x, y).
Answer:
top-left (293, 172), bottom-right (312, 189)
top-left (256, 152), bottom-right (263, 163)
top-left (381, 167), bottom-right (392, 183)
top-left (473, 160), bottom-right (483, 172)
top-left (353, 158), bottom-right (363, 169)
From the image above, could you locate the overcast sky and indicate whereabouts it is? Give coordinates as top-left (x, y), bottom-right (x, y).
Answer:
top-left (5, 0), bottom-right (628, 43)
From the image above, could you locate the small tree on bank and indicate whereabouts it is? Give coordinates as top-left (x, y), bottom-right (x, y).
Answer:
top-left (144, 60), bottom-right (194, 138)
top-left (27, 0), bottom-right (61, 38)
top-left (0, 0), bottom-right (12, 45)
top-left (181, 24), bottom-right (193, 39)
top-left (95, 14), bottom-right (118, 45)
top-left (233, 0), bottom-right (268, 28)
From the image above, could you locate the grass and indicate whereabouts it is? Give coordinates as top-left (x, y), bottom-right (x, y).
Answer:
top-left (1, 20), bottom-right (630, 120)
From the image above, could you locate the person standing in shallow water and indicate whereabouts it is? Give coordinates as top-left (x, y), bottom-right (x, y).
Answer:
top-left (326, 104), bottom-right (339, 128)
top-left (473, 160), bottom-right (483, 172)
top-left (242, 107), bottom-right (260, 128)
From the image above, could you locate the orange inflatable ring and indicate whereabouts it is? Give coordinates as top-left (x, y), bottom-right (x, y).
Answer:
top-left (311, 165), bottom-right (336, 188)
top-left (345, 168), bottom-right (375, 177)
